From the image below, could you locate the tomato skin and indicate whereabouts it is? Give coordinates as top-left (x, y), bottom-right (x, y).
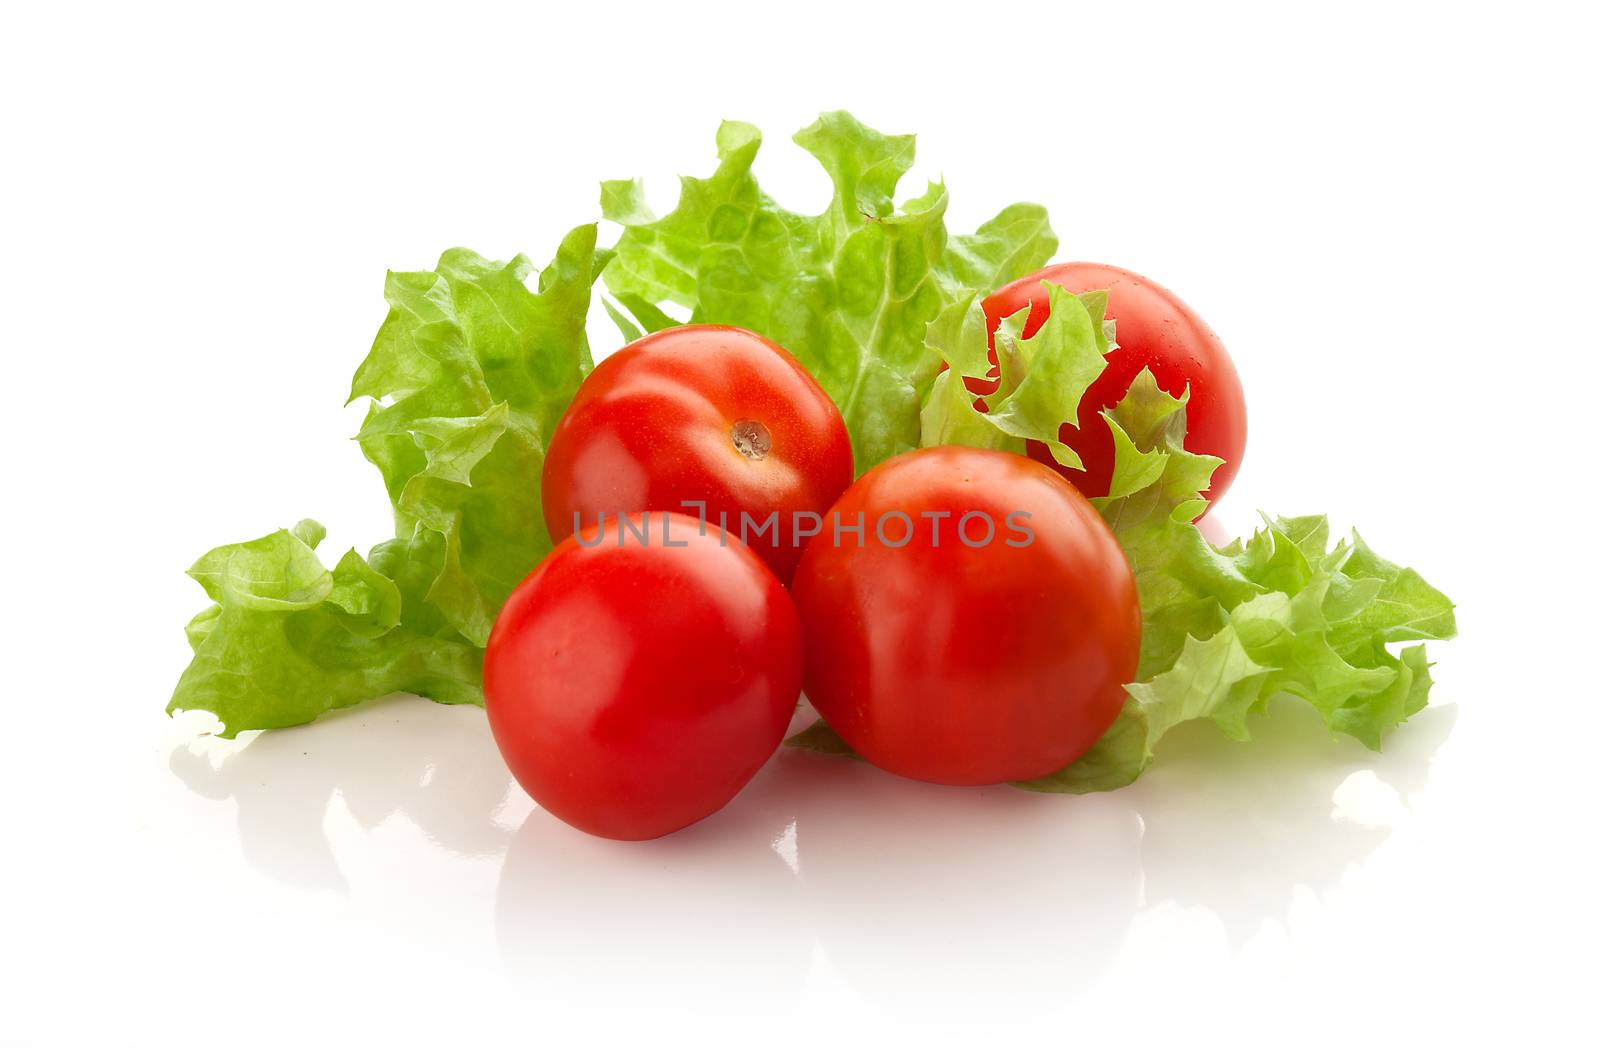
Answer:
top-left (791, 447), bottom-right (1141, 786)
top-left (484, 512), bottom-right (804, 840)
top-left (982, 262), bottom-right (1247, 506)
top-left (542, 325), bottom-right (854, 584)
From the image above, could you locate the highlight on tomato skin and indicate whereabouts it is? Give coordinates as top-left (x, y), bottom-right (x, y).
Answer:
top-left (981, 262), bottom-right (1248, 508)
top-left (484, 511), bottom-right (804, 841)
top-left (541, 324), bottom-right (855, 585)
top-left (791, 446), bottom-right (1142, 787)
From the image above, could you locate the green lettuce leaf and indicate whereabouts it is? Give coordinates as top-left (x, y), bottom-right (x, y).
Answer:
top-left (352, 225), bottom-right (608, 646)
top-left (169, 226), bottom-right (609, 734)
top-left (1019, 373), bottom-right (1456, 791)
top-left (920, 283), bottom-right (1112, 468)
top-left (168, 521), bottom-right (481, 738)
top-left (601, 111), bottom-right (1057, 473)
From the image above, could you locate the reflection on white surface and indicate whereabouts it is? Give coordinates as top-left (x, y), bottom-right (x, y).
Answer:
top-left (497, 745), bottom-right (1142, 1022)
top-left (165, 691), bottom-right (1455, 1017)
top-left (169, 699), bottom-right (518, 891)
top-left (1130, 698), bottom-right (1455, 943)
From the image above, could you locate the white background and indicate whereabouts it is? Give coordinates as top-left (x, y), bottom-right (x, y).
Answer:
top-left (4, 2), bottom-right (1597, 1044)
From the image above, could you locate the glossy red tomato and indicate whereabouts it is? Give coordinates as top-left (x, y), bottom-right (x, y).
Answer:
top-left (484, 512), bottom-right (804, 840)
top-left (792, 447), bottom-right (1140, 786)
top-left (982, 262), bottom-right (1247, 506)
top-left (542, 324), bottom-right (854, 583)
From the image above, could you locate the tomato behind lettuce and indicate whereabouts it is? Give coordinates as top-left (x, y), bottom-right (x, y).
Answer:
top-left (982, 262), bottom-right (1247, 506)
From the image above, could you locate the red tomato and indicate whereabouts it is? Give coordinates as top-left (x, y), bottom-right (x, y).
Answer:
top-left (982, 262), bottom-right (1247, 506)
top-left (542, 324), bottom-right (854, 583)
top-left (484, 512), bottom-right (804, 840)
top-left (792, 447), bottom-right (1140, 786)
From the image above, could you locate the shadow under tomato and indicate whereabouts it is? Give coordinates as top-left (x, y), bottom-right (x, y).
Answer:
top-left (494, 749), bottom-right (812, 1039)
top-left (493, 747), bottom-right (1144, 1035)
top-left (780, 748), bottom-right (1143, 1020)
